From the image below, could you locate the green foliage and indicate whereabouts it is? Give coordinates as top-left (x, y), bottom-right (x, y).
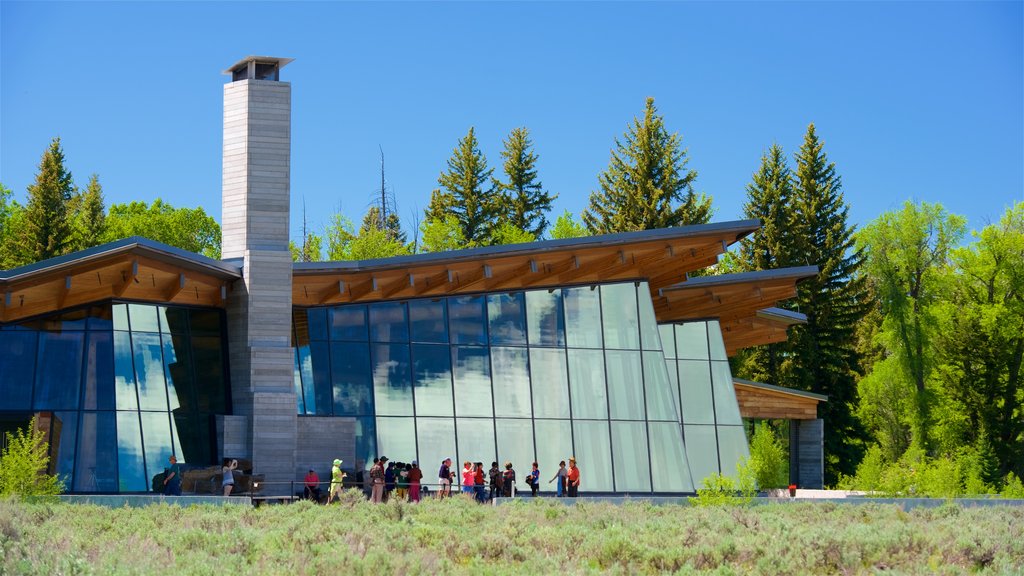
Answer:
top-left (583, 97), bottom-right (712, 234)
top-left (1002, 473), bottom-right (1024, 498)
top-left (0, 182), bottom-right (24, 268)
top-left (0, 418), bottom-right (64, 498)
top-left (71, 174), bottom-right (106, 251)
top-left (360, 205), bottom-right (407, 244)
top-left (325, 213), bottom-right (408, 260)
top-left (692, 458), bottom-right (757, 506)
top-left (748, 422), bottom-right (789, 489)
top-left (19, 137), bottom-right (75, 263)
top-left (547, 210), bottom-right (589, 240)
top-left (104, 199), bottom-right (221, 258)
top-left (289, 232), bottom-right (322, 262)
top-left (418, 216), bottom-right (467, 253)
top-left (434, 127), bottom-right (499, 245)
top-left (490, 221), bottom-right (535, 246)
top-left (494, 127), bottom-right (555, 237)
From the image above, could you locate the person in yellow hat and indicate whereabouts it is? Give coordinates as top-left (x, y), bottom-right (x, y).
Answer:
top-left (327, 458), bottom-right (346, 504)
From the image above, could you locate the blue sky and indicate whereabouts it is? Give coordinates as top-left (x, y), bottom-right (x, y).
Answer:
top-left (2, 1), bottom-right (1021, 244)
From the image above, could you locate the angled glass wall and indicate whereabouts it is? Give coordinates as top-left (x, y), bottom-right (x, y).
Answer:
top-left (659, 319), bottom-right (750, 484)
top-left (293, 281), bottom-right (697, 493)
top-left (0, 302), bottom-right (230, 492)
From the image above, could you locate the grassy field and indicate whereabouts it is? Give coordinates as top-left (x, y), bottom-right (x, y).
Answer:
top-left (2, 493), bottom-right (1023, 575)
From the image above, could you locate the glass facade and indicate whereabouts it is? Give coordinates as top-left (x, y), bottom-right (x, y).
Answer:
top-left (292, 282), bottom-right (717, 494)
top-left (0, 302), bottom-right (230, 492)
top-left (660, 319), bottom-right (750, 483)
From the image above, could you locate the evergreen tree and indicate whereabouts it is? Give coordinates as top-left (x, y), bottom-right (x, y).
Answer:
top-left (434, 127), bottom-right (498, 245)
top-left (495, 127), bottom-right (555, 237)
top-left (424, 189), bottom-right (454, 224)
top-left (786, 123), bottom-right (871, 484)
top-left (732, 144), bottom-right (798, 387)
top-left (72, 174), bottom-right (106, 251)
top-left (19, 137), bottom-right (74, 262)
top-left (548, 210), bottom-right (590, 240)
top-left (360, 205), bottom-right (407, 244)
top-left (583, 97), bottom-right (711, 234)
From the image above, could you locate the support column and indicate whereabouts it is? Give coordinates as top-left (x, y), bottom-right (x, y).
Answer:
top-left (790, 419), bottom-right (824, 489)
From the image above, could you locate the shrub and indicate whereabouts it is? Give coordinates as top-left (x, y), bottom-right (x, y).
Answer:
top-left (0, 417), bottom-right (63, 498)
top-left (692, 458), bottom-right (756, 506)
top-left (1002, 473), bottom-right (1024, 499)
top-left (748, 422), bottom-right (788, 489)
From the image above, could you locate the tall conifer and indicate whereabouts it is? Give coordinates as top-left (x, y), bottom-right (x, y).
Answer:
top-left (495, 127), bottom-right (554, 237)
top-left (73, 174), bottom-right (106, 250)
top-left (434, 127), bottom-right (498, 245)
top-left (583, 97), bottom-right (711, 233)
top-left (20, 137), bottom-right (74, 262)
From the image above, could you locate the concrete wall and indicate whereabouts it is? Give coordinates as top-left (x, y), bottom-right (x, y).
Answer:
top-left (295, 417), bottom-right (357, 490)
top-left (221, 73), bottom-right (297, 495)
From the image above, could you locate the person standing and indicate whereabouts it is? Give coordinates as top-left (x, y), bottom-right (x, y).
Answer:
top-left (461, 461), bottom-right (473, 494)
top-left (488, 461), bottom-right (501, 501)
top-left (473, 462), bottom-right (487, 503)
top-left (526, 462), bottom-right (540, 497)
top-left (384, 461), bottom-right (396, 502)
top-left (566, 457), bottom-right (580, 498)
top-left (222, 458), bottom-right (238, 497)
top-left (162, 455), bottom-right (182, 495)
top-left (549, 461), bottom-right (567, 497)
top-left (327, 459), bottom-right (346, 504)
top-left (370, 456), bottom-right (386, 503)
top-left (502, 462), bottom-right (516, 498)
top-left (408, 461), bottom-right (423, 502)
top-left (438, 458), bottom-right (453, 499)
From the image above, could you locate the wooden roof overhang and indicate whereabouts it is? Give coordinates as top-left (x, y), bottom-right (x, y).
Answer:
top-left (292, 220), bottom-right (761, 307)
top-left (0, 237), bottom-right (242, 323)
top-left (655, 266), bottom-right (818, 355)
top-left (733, 377), bottom-right (827, 420)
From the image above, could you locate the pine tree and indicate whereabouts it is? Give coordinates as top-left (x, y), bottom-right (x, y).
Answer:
top-left (72, 174), bottom-right (106, 251)
top-left (732, 144), bottom-right (798, 387)
top-left (360, 205), bottom-right (407, 244)
top-left (495, 127), bottom-right (555, 237)
top-left (435, 127), bottom-right (498, 245)
top-left (20, 137), bottom-right (74, 262)
top-left (583, 97), bottom-right (712, 234)
top-left (787, 123), bottom-right (871, 484)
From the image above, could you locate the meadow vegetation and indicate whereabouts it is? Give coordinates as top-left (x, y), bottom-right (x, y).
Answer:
top-left (2, 493), bottom-right (1022, 575)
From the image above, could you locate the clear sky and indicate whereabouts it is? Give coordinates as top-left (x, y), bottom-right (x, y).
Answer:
top-left (2, 1), bottom-right (1021, 244)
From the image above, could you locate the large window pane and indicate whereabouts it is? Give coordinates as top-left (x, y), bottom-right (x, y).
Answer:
top-left (711, 361), bottom-right (742, 425)
top-left (112, 304), bottom-right (130, 331)
top-left (188, 309), bottom-right (222, 336)
top-left (128, 304), bottom-right (159, 333)
top-left (707, 320), bottom-right (728, 361)
top-left (173, 413), bottom-right (213, 466)
top-left (684, 424), bottom-right (719, 488)
top-left (86, 305), bottom-right (113, 331)
top-left (412, 344), bottom-right (454, 417)
top-left (74, 412), bottom-right (117, 492)
top-left (496, 419), bottom-right (535, 478)
top-left (295, 344), bottom-right (318, 415)
top-left (452, 346), bottom-right (492, 417)
top-left (606, 350), bottom-right (645, 420)
top-left (678, 360), bottom-right (714, 425)
top-left (330, 305), bottom-right (368, 342)
top-left (648, 422), bottom-right (694, 492)
top-left (658, 325), bottom-right (676, 359)
top-left (0, 332), bottom-right (36, 410)
top-left (331, 342), bottom-right (373, 416)
top-left (491, 347), bottom-right (531, 418)
top-left (530, 348), bottom-right (570, 419)
top-left (448, 296), bottom-right (487, 345)
top-left (487, 293), bottom-right (526, 345)
top-left (354, 416), bottom-right (377, 472)
top-left (158, 307), bottom-right (189, 335)
top-left (113, 332), bottom-right (138, 411)
top-left (34, 331), bottom-right (83, 410)
top-left (409, 299), bottom-right (448, 343)
top-left (563, 287), bottom-right (602, 348)
top-left (116, 412), bottom-right (146, 492)
top-left (643, 351), bottom-right (677, 421)
top-left (568, 349), bottom-right (607, 419)
top-left (416, 417), bottom-right (456, 485)
top-left (717, 425), bottom-right (750, 482)
top-left (369, 302), bottom-right (409, 343)
top-left (305, 341), bottom-right (332, 416)
top-left (525, 289), bottom-right (564, 347)
top-left (675, 322), bottom-right (709, 360)
top-left (375, 416), bottom-right (416, 462)
top-left (192, 336), bottom-right (227, 414)
top-left (306, 308), bottom-right (329, 341)
top-left (132, 333), bottom-right (168, 412)
top-left (293, 349), bottom-right (305, 413)
top-left (51, 411), bottom-right (78, 489)
top-left (637, 284), bottom-right (662, 351)
top-left (601, 283), bottom-right (640, 350)
top-left (611, 421), bottom-right (651, 492)
top-left (534, 420), bottom-right (573, 483)
top-left (140, 412), bottom-right (174, 491)
top-left (456, 418), bottom-right (495, 469)
top-left (161, 333), bottom-right (193, 413)
top-left (371, 343), bottom-right (413, 416)
top-left (572, 420), bottom-right (613, 492)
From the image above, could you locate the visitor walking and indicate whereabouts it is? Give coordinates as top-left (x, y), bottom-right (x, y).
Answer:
top-left (408, 461), bottom-right (423, 502)
top-left (438, 458), bottom-right (453, 499)
top-left (526, 462), bottom-right (540, 496)
top-left (502, 461), bottom-right (516, 498)
top-left (222, 458), bottom-right (238, 496)
top-left (370, 456), bottom-right (386, 503)
top-left (162, 455), bottom-right (182, 495)
top-left (549, 461), bottom-right (567, 497)
top-left (566, 457), bottom-right (580, 498)
top-left (327, 458), bottom-right (346, 504)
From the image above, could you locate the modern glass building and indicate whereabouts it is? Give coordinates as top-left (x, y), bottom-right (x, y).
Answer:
top-left (0, 56), bottom-right (824, 494)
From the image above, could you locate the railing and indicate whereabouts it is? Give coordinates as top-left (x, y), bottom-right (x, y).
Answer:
top-left (244, 479), bottom-right (527, 504)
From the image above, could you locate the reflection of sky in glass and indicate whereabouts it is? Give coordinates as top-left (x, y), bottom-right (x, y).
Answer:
top-left (611, 421), bottom-right (651, 492)
top-left (141, 412), bottom-right (174, 488)
top-left (491, 347), bottom-right (531, 418)
top-left (453, 347), bottom-right (492, 417)
top-left (525, 290), bottom-right (564, 347)
top-left (412, 344), bottom-right (453, 417)
top-left (133, 333), bottom-right (168, 411)
top-left (371, 344), bottom-right (413, 416)
top-left (116, 412), bottom-right (146, 491)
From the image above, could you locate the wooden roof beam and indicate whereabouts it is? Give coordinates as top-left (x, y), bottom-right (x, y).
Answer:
top-left (380, 274), bottom-right (415, 300)
top-left (482, 259), bottom-right (539, 291)
top-left (557, 250), bottom-right (626, 283)
top-left (114, 260), bottom-right (139, 297)
top-left (165, 273), bottom-right (187, 301)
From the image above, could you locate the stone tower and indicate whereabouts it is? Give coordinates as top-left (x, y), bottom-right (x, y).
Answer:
top-left (221, 56), bottom-right (296, 493)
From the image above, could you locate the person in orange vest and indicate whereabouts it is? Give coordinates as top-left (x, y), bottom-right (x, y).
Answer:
top-left (566, 457), bottom-right (581, 498)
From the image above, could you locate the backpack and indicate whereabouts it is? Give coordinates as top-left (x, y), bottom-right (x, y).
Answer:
top-left (152, 471), bottom-right (166, 493)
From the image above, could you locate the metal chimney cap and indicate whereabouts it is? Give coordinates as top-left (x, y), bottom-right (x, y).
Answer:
top-left (223, 56), bottom-right (294, 75)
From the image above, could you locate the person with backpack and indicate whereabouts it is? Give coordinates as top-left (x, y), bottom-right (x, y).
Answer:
top-left (501, 461), bottom-right (516, 498)
top-left (525, 462), bottom-right (540, 497)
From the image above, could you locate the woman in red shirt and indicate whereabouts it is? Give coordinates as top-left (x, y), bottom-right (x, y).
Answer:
top-left (408, 461), bottom-right (423, 502)
top-left (566, 457), bottom-right (581, 498)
